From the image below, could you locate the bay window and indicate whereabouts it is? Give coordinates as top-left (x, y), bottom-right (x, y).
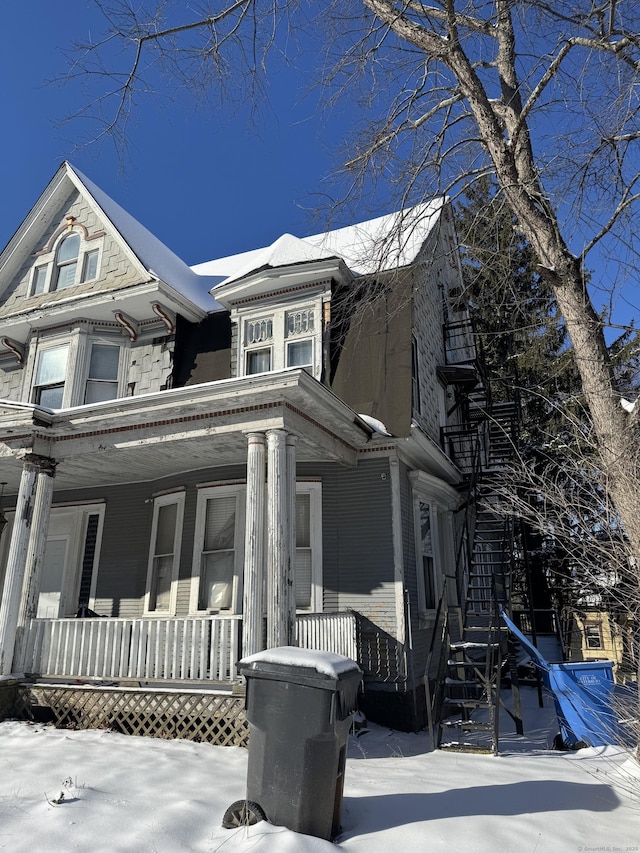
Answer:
top-left (27, 331), bottom-right (125, 409)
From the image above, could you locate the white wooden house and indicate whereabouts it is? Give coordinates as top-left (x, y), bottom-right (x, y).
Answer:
top-left (0, 162), bottom-right (482, 735)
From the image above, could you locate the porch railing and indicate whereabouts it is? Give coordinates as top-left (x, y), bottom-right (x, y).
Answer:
top-left (296, 611), bottom-right (358, 661)
top-left (18, 616), bottom-right (241, 683)
top-left (17, 611), bottom-right (359, 683)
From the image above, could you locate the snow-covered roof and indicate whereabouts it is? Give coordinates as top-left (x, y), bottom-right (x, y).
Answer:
top-left (303, 200), bottom-right (445, 275)
top-left (63, 165), bottom-right (445, 310)
top-left (191, 199), bottom-right (446, 290)
top-left (68, 164), bottom-right (224, 312)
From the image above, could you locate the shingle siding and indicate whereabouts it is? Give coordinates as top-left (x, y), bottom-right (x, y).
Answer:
top-left (411, 229), bottom-right (448, 444)
top-left (128, 335), bottom-right (175, 395)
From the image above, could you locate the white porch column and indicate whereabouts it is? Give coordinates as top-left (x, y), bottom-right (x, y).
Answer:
top-left (242, 432), bottom-right (266, 657)
top-left (0, 454), bottom-right (53, 675)
top-left (14, 457), bottom-right (57, 667)
top-left (266, 429), bottom-right (294, 648)
top-left (286, 434), bottom-right (297, 643)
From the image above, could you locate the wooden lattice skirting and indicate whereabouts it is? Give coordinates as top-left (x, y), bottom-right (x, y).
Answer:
top-left (12, 684), bottom-right (249, 748)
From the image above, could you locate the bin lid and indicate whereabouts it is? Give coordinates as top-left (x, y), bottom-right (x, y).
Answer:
top-left (237, 646), bottom-right (362, 690)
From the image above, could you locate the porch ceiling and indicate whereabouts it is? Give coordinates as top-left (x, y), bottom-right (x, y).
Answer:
top-left (0, 370), bottom-right (379, 494)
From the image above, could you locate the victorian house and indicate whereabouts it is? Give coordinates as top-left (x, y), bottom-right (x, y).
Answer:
top-left (0, 162), bottom-right (488, 737)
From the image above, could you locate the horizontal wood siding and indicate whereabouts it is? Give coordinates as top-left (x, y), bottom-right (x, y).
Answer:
top-left (298, 457), bottom-right (397, 636)
top-left (53, 459), bottom-right (397, 636)
top-left (53, 465), bottom-right (246, 618)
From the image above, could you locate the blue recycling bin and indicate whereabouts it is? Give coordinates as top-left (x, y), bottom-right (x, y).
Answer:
top-left (501, 609), bottom-right (636, 748)
top-left (545, 660), bottom-right (618, 747)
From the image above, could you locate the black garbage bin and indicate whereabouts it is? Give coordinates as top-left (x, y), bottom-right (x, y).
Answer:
top-left (236, 646), bottom-right (362, 841)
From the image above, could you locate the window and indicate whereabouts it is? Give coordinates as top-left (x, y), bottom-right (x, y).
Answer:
top-left (144, 492), bottom-right (185, 614)
top-left (238, 303), bottom-right (322, 379)
top-left (417, 500), bottom-right (436, 610)
top-left (287, 339), bottom-right (313, 368)
top-left (285, 308), bottom-right (314, 370)
top-left (33, 345), bottom-right (69, 408)
top-left (409, 471), bottom-right (459, 617)
top-left (244, 317), bottom-right (273, 375)
top-left (85, 344), bottom-right (120, 403)
top-left (585, 624), bottom-right (603, 649)
top-left (191, 486), bottom-right (245, 613)
top-left (29, 229), bottom-right (102, 296)
top-left (190, 481), bottom-right (321, 614)
top-left (82, 249), bottom-right (99, 282)
top-left (246, 348), bottom-right (272, 375)
top-left (55, 233), bottom-right (81, 290)
top-left (32, 266), bottom-right (48, 296)
top-left (294, 488), bottom-right (322, 611)
top-left (246, 318), bottom-right (273, 344)
top-left (27, 332), bottom-right (125, 410)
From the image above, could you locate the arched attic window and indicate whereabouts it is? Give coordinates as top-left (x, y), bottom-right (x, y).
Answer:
top-left (54, 232), bottom-right (81, 290)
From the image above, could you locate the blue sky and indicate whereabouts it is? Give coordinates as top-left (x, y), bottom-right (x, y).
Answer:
top-left (0, 4), bottom-right (638, 337)
top-left (0, 4), bottom-right (357, 267)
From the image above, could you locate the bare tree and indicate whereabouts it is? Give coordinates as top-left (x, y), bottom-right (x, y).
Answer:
top-left (67, 0), bottom-right (640, 705)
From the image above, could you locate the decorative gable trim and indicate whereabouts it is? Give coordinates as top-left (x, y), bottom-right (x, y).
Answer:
top-left (36, 219), bottom-right (106, 256)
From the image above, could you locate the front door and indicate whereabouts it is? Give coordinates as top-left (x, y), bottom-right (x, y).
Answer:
top-left (37, 536), bottom-right (69, 618)
top-left (35, 505), bottom-right (104, 618)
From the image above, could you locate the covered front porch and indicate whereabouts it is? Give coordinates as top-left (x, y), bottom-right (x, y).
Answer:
top-left (0, 371), bottom-right (380, 678)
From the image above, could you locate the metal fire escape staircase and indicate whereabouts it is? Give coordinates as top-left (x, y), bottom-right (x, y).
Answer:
top-left (434, 321), bottom-right (523, 753)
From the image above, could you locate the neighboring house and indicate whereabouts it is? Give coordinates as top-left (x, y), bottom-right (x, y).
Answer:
top-left (564, 608), bottom-right (636, 683)
top-left (0, 162), bottom-right (484, 735)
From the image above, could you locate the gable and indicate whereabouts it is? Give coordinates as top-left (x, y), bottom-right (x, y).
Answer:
top-left (0, 187), bottom-right (144, 321)
top-left (0, 163), bottom-right (220, 355)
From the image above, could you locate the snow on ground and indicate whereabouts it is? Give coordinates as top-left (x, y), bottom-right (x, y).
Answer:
top-left (0, 687), bottom-right (638, 853)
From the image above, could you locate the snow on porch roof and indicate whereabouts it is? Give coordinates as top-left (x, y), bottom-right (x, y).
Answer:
top-left (191, 198), bottom-right (446, 288)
